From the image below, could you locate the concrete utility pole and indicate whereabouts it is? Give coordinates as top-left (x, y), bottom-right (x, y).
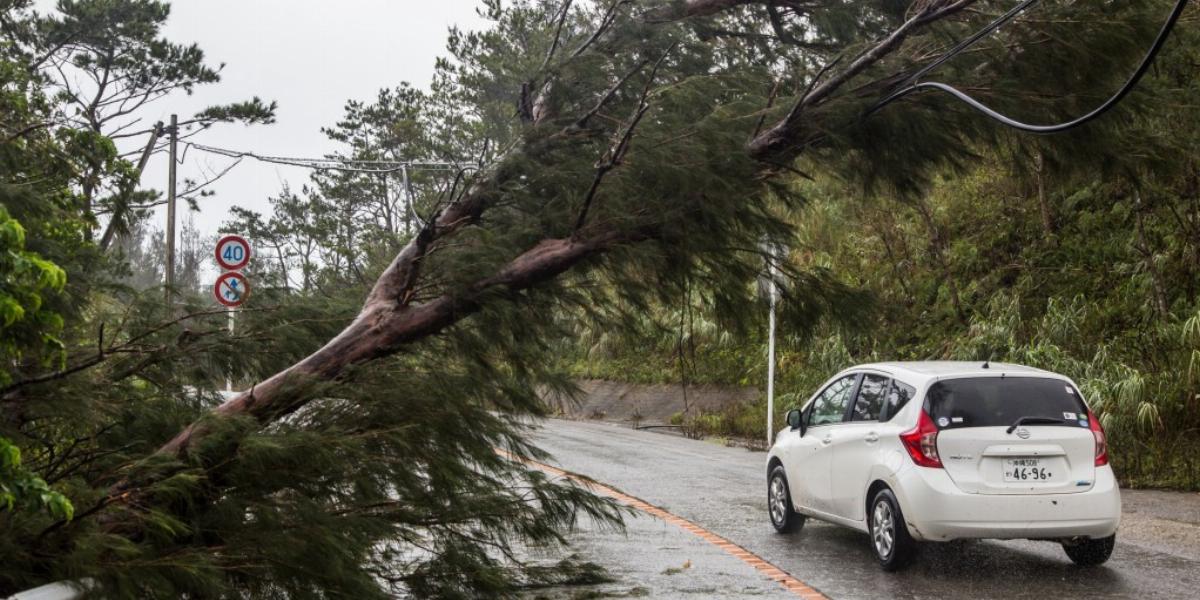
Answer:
top-left (763, 241), bottom-right (782, 448)
top-left (400, 164), bottom-right (413, 234)
top-left (165, 114), bottom-right (178, 307)
top-left (766, 249), bottom-right (777, 447)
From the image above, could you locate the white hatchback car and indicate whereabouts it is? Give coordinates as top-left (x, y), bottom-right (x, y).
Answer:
top-left (766, 361), bottom-right (1121, 570)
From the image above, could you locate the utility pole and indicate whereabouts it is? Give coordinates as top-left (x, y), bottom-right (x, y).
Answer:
top-left (400, 164), bottom-right (413, 234)
top-left (766, 247), bottom-right (777, 447)
top-left (165, 114), bottom-right (178, 308)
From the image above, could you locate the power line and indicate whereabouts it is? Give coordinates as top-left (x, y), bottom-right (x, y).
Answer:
top-left (183, 141), bottom-right (467, 174)
top-left (897, 0), bottom-right (1041, 92)
top-left (871, 0), bottom-right (1190, 134)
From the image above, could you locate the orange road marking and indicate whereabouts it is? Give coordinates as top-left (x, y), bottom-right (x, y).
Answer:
top-left (497, 449), bottom-right (828, 599)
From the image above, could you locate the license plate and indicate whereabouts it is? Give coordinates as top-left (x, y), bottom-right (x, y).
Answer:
top-left (1003, 458), bottom-right (1052, 482)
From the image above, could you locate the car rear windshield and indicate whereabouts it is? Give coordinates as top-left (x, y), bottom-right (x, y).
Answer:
top-left (925, 377), bottom-right (1089, 430)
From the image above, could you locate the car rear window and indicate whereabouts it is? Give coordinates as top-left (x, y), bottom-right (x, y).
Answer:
top-left (925, 377), bottom-right (1089, 430)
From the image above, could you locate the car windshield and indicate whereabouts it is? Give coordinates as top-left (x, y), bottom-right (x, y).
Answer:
top-left (925, 377), bottom-right (1089, 430)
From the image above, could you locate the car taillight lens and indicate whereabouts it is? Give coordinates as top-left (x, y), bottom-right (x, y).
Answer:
top-left (900, 410), bottom-right (942, 468)
top-left (1088, 409), bottom-right (1108, 466)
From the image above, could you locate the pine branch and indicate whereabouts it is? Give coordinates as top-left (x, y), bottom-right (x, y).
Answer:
top-left (748, 0), bottom-right (979, 161)
top-left (540, 0), bottom-right (575, 73)
top-left (574, 43), bottom-right (676, 233)
top-left (571, 0), bottom-right (629, 58)
top-left (575, 58), bottom-right (651, 130)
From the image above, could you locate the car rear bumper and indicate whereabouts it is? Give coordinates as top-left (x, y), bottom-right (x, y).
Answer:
top-left (893, 463), bottom-right (1121, 542)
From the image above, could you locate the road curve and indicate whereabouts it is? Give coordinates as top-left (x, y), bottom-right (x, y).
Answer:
top-left (531, 419), bottom-right (1200, 599)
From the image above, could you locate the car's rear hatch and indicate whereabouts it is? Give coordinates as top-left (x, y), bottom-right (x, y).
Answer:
top-left (929, 376), bottom-right (1096, 495)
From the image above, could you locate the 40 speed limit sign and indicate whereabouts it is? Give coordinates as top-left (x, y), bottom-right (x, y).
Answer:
top-left (215, 234), bottom-right (251, 271)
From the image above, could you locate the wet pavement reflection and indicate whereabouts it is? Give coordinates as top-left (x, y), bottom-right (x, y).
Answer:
top-left (532, 419), bottom-right (1199, 599)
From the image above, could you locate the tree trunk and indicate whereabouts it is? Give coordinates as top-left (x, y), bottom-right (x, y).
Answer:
top-left (870, 217), bottom-right (913, 300)
top-left (1134, 192), bottom-right (1170, 318)
top-left (907, 197), bottom-right (967, 324)
top-left (155, 230), bottom-right (637, 457)
top-left (1034, 150), bottom-right (1055, 238)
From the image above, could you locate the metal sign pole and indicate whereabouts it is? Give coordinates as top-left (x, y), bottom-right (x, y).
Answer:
top-left (214, 235), bottom-right (251, 393)
top-left (226, 306), bottom-right (234, 392)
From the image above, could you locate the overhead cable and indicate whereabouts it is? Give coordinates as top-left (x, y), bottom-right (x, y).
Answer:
top-left (871, 0), bottom-right (1191, 134)
top-left (184, 141), bottom-right (466, 174)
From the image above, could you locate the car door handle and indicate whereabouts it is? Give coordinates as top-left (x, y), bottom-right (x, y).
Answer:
top-left (864, 432), bottom-right (879, 443)
top-left (821, 435), bottom-right (833, 445)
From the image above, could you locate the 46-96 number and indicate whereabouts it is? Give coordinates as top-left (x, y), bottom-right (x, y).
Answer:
top-left (1008, 467), bottom-right (1051, 481)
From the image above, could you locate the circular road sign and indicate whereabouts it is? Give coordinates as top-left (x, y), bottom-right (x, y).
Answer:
top-left (214, 271), bottom-right (250, 307)
top-left (215, 234), bottom-right (251, 271)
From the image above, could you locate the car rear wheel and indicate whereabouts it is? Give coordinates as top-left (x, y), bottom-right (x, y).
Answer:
top-left (870, 488), bottom-right (917, 571)
top-left (768, 465), bottom-right (804, 534)
top-left (1062, 535), bottom-right (1115, 566)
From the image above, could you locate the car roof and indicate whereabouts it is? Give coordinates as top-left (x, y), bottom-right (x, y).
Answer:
top-left (838, 361), bottom-right (1063, 385)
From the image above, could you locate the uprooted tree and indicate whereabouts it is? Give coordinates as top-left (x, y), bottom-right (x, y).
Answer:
top-left (1, 0), bottom-right (1184, 596)
top-left (150, 0), bottom-right (1181, 463)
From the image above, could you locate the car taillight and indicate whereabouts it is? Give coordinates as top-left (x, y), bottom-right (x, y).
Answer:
top-left (900, 410), bottom-right (942, 468)
top-left (1088, 409), bottom-right (1108, 466)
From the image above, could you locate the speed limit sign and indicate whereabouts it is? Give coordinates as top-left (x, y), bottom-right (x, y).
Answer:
top-left (215, 235), bottom-right (251, 271)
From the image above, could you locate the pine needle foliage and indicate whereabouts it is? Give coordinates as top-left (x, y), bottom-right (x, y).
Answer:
top-left (575, 3), bottom-right (1200, 488)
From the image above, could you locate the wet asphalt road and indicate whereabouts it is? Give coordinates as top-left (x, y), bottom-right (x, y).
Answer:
top-left (522, 512), bottom-right (796, 599)
top-left (531, 419), bottom-right (1200, 599)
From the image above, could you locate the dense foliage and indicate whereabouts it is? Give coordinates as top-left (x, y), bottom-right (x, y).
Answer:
top-left (568, 6), bottom-right (1200, 489)
top-left (2, 0), bottom-right (1196, 598)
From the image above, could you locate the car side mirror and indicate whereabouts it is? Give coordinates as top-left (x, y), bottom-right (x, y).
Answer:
top-left (787, 409), bottom-right (805, 435)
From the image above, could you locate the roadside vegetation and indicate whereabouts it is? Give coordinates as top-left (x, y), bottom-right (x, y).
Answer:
top-left (561, 28), bottom-right (1200, 489)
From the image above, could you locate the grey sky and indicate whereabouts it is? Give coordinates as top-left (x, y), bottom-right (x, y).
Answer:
top-left (129, 0), bottom-right (489, 237)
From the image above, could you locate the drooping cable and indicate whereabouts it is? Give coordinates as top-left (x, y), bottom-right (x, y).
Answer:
top-left (184, 141), bottom-right (466, 174)
top-left (871, 0), bottom-right (1191, 134)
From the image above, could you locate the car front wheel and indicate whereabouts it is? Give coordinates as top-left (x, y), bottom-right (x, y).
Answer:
top-left (870, 488), bottom-right (917, 571)
top-left (768, 465), bottom-right (804, 534)
top-left (1062, 534), bottom-right (1115, 566)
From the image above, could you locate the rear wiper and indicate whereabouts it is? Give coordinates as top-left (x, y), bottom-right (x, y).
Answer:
top-left (1006, 416), bottom-right (1065, 434)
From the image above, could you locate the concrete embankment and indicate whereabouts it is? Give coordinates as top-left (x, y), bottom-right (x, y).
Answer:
top-left (545, 379), bottom-right (757, 427)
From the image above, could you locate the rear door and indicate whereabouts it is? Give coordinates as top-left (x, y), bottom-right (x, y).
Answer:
top-left (787, 374), bottom-right (858, 513)
top-left (830, 372), bottom-right (891, 520)
top-left (929, 376), bottom-right (1097, 495)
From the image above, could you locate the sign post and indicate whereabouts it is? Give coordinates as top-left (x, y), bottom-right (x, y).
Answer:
top-left (214, 235), bottom-right (251, 392)
top-left (759, 240), bottom-right (780, 447)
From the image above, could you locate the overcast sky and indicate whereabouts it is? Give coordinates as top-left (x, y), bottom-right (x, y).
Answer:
top-left (92, 0), bottom-right (490, 237)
